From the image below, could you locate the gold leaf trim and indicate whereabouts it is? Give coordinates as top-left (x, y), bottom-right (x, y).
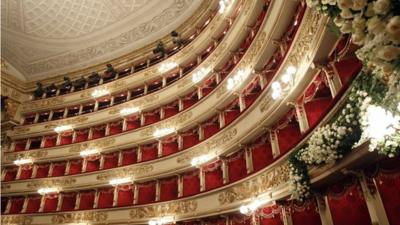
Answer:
top-left (97, 165), bottom-right (153, 181)
top-left (52, 211), bottom-right (107, 223)
top-left (130, 200), bottom-right (197, 219)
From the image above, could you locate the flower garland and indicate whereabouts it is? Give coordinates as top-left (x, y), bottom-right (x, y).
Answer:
top-left (287, 0), bottom-right (400, 201)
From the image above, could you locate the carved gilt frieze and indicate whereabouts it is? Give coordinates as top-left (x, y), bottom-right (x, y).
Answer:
top-left (69, 138), bottom-right (115, 153)
top-left (27, 178), bottom-right (76, 189)
top-left (1, 215), bottom-right (32, 225)
top-left (52, 211), bottom-right (107, 223)
top-left (130, 200), bottom-right (197, 219)
top-left (96, 165), bottom-right (153, 181)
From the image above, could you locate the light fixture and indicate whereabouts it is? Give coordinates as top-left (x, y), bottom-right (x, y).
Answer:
top-left (14, 158), bottom-right (33, 166)
top-left (286, 66), bottom-right (297, 75)
top-left (54, 125), bottom-right (73, 133)
top-left (80, 148), bottom-right (99, 157)
top-left (192, 67), bottom-right (211, 83)
top-left (38, 187), bottom-right (60, 195)
top-left (271, 66), bottom-right (297, 100)
top-left (239, 198), bottom-right (269, 215)
top-left (109, 177), bottom-right (133, 186)
top-left (148, 216), bottom-right (175, 225)
top-left (364, 105), bottom-right (399, 142)
top-left (227, 68), bottom-right (251, 90)
top-left (120, 107), bottom-right (140, 116)
top-left (191, 153), bottom-right (215, 167)
top-left (153, 127), bottom-right (176, 138)
top-left (159, 62), bottom-right (178, 73)
top-left (91, 88), bottom-right (109, 98)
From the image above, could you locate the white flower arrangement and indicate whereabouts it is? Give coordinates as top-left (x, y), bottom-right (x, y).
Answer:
top-left (290, 0), bottom-right (400, 201)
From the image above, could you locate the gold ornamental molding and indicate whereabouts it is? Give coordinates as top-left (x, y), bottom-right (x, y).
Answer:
top-left (13, 127), bottom-right (31, 134)
top-left (27, 178), bottom-right (76, 189)
top-left (177, 128), bottom-right (237, 164)
top-left (80, 80), bottom-right (125, 98)
top-left (22, 96), bottom-right (65, 111)
top-left (259, 10), bottom-right (324, 112)
top-left (108, 94), bottom-right (160, 115)
top-left (1, 215), bottom-right (33, 225)
top-left (43, 116), bottom-right (89, 129)
top-left (130, 200), bottom-right (197, 219)
top-left (218, 162), bottom-right (290, 205)
top-left (96, 165), bottom-right (153, 181)
top-left (69, 138), bottom-right (116, 153)
top-left (51, 211), bottom-right (107, 224)
top-left (5, 150), bottom-right (48, 162)
top-left (140, 111), bottom-right (193, 136)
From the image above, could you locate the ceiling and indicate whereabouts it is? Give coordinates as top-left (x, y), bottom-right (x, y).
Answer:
top-left (1, 0), bottom-right (202, 81)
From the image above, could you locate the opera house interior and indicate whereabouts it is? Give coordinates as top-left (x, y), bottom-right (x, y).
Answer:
top-left (1, 0), bottom-right (400, 225)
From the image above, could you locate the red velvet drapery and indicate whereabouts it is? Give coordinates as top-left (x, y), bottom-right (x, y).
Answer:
top-left (52, 161), bottom-right (67, 176)
top-left (182, 170), bottom-right (200, 197)
top-left (43, 194), bottom-right (58, 212)
top-left (117, 184), bottom-right (134, 206)
top-left (122, 148), bottom-right (137, 165)
top-left (60, 192), bottom-right (76, 211)
top-left (3, 167), bottom-right (17, 181)
top-left (26, 195), bottom-right (41, 213)
top-left (103, 152), bottom-right (119, 169)
top-left (226, 150), bottom-right (247, 183)
top-left (288, 199), bottom-right (322, 225)
top-left (258, 205), bottom-right (284, 225)
top-left (19, 164), bottom-right (33, 180)
top-left (137, 181), bottom-right (156, 204)
top-left (9, 197), bottom-right (24, 214)
top-left (79, 190), bottom-right (95, 210)
top-left (35, 163), bottom-right (50, 178)
top-left (181, 128), bottom-right (199, 149)
top-left (68, 159), bottom-right (82, 175)
top-left (204, 161), bottom-right (223, 190)
top-left (141, 143), bottom-right (158, 162)
top-left (98, 188), bottom-right (114, 208)
top-left (327, 178), bottom-right (372, 225)
top-left (161, 136), bottom-right (179, 156)
top-left (250, 135), bottom-right (273, 172)
top-left (159, 177), bottom-right (178, 201)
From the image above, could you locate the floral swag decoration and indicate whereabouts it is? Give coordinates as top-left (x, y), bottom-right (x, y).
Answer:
top-left (289, 0), bottom-right (400, 201)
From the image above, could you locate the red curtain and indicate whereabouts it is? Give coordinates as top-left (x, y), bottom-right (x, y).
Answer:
top-left (163, 102), bottom-right (179, 119)
top-left (371, 157), bottom-right (400, 225)
top-left (79, 190), bottom-right (95, 210)
top-left (160, 177), bottom-right (178, 201)
top-left (258, 205), bottom-right (284, 225)
top-left (181, 129), bottom-right (199, 149)
top-left (327, 178), bottom-right (372, 225)
top-left (14, 139), bottom-right (27, 151)
top-left (75, 129), bottom-right (89, 142)
top-left (35, 164), bottom-right (50, 178)
top-left (52, 161), bottom-right (67, 177)
top-left (117, 184), bottom-right (134, 206)
top-left (9, 197), bottom-right (24, 214)
top-left (103, 152), bottom-right (119, 169)
top-left (92, 125), bottom-right (106, 139)
top-left (203, 217), bottom-right (226, 225)
top-left (98, 188), bottom-right (114, 208)
top-left (85, 156), bottom-right (100, 172)
top-left (251, 136), bottom-right (273, 172)
top-left (230, 214), bottom-right (251, 225)
top-left (144, 110), bottom-right (160, 126)
top-left (68, 159), bottom-right (82, 175)
top-left (126, 115), bottom-right (140, 131)
top-left (43, 194), bottom-right (58, 212)
top-left (43, 135), bottom-right (57, 148)
top-left (334, 57), bottom-right (362, 86)
top-left (202, 87), bottom-right (214, 97)
top-left (26, 195), bottom-right (41, 213)
top-left (202, 117), bottom-right (220, 139)
top-left (224, 109), bottom-right (240, 126)
top-left (226, 150), bottom-right (247, 183)
top-left (183, 170), bottom-right (200, 197)
top-left (3, 167), bottom-right (17, 181)
top-left (137, 181), bottom-right (156, 204)
top-left (61, 192), bottom-right (76, 211)
top-left (244, 92), bottom-right (259, 108)
top-left (289, 199), bottom-right (322, 225)
top-left (276, 123), bottom-right (302, 154)
top-left (204, 161), bottom-right (223, 190)
top-left (109, 121), bottom-right (123, 135)
top-left (19, 164), bottom-right (33, 180)
top-left (182, 92), bottom-right (198, 109)
top-left (141, 143), bottom-right (158, 162)
top-left (161, 136), bottom-right (179, 156)
top-left (304, 98), bottom-right (331, 129)
top-left (122, 148), bottom-right (137, 166)
top-left (60, 132), bottom-right (73, 145)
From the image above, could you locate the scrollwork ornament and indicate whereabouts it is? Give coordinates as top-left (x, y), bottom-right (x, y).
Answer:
top-left (1, 215), bottom-right (32, 225)
top-left (130, 200), bottom-right (197, 219)
top-left (52, 211), bottom-right (107, 223)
